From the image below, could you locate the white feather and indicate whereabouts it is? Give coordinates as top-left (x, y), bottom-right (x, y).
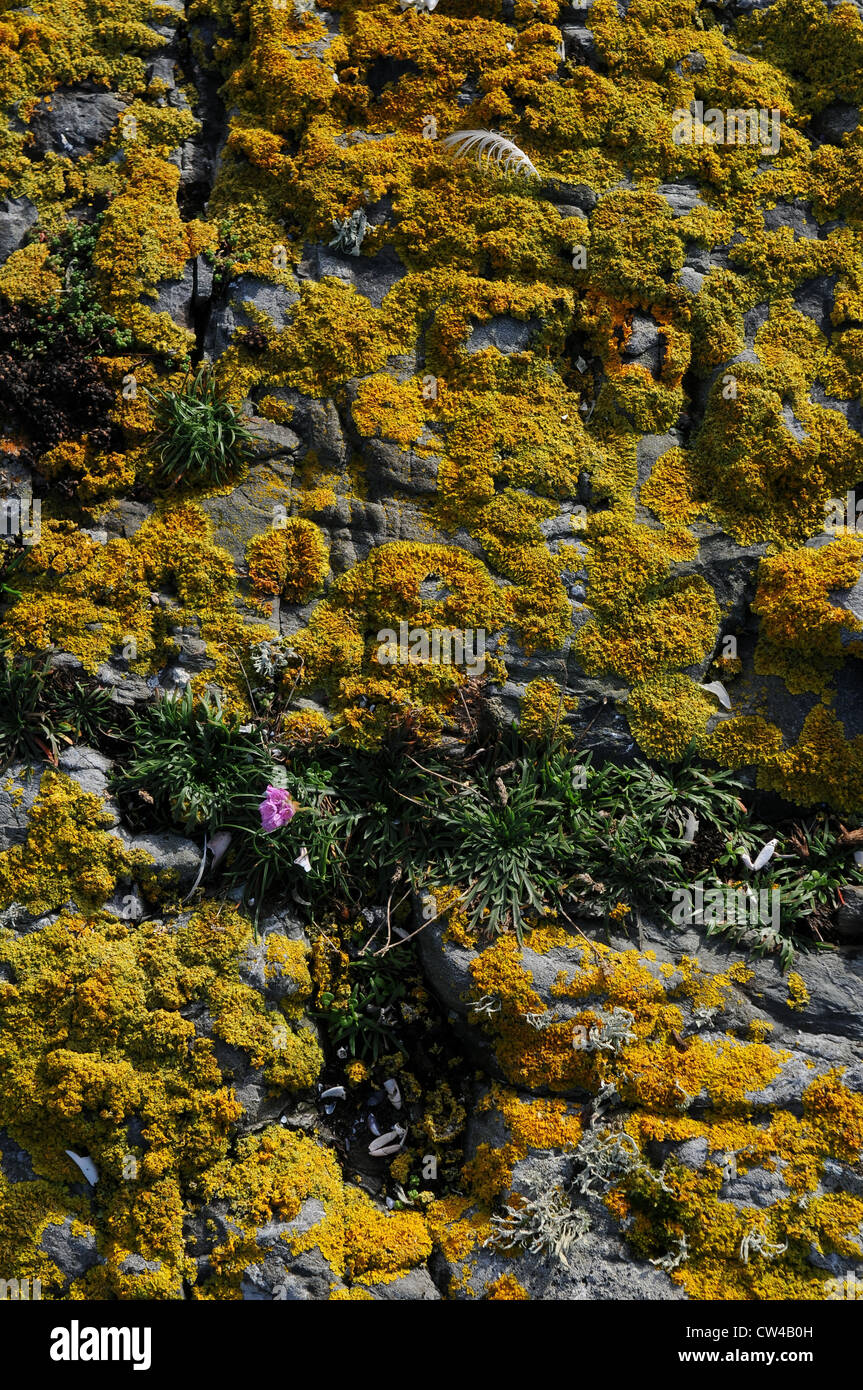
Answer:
top-left (740, 838), bottom-right (778, 873)
top-left (699, 680), bottom-right (732, 710)
top-left (65, 1150), bottom-right (98, 1185)
top-left (184, 832), bottom-right (209, 901)
top-left (208, 829), bottom-right (232, 870)
top-left (441, 130), bottom-right (538, 178)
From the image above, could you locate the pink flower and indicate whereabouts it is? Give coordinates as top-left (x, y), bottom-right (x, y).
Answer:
top-left (259, 785), bottom-right (296, 833)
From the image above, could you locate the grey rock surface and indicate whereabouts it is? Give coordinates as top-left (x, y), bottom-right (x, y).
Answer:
top-left (205, 276), bottom-right (299, 356)
top-left (467, 315), bottom-right (537, 355)
top-left (39, 1218), bottom-right (105, 1280)
top-left (27, 88), bottom-right (127, 158)
top-left (0, 196), bottom-right (37, 264)
top-left (121, 829), bottom-right (203, 893)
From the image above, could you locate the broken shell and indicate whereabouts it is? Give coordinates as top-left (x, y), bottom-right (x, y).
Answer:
top-left (699, 680), bottom-right (732, 710)
top-left (740, 837), bottom-right (778, 873)
top-left (368, 1114), bottom-right (381, 1137)
top-left (320, 1085), bottom-right (347, 1101)
top-left (383, 1078), bottom-right (402, 1110)
top-left (368, 1125), bottom-right (408, 1158)
top-left (65, 1150), bottom-right (98, 1185)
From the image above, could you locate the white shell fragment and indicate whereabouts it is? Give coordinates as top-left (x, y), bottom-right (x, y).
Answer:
top-left (368, 1125), bottom-right (408, 1158)
top-left (383, 1078), bottom-right (403, 1110)
top-left (320, 1086), bottom-right (346, 1101)
top-left (699, 680), bottom-right (732, 710)
top-left (65, 1150), bottom-right (98, 1185)
top-left (294, 846), bottom-right (312, 873)
top-left (682, 809), bottom-right (699, 845)
top-left (740, 838), bottom-right (778, 873)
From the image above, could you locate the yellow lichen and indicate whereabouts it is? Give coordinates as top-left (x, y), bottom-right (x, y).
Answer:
top-left (0, 772), bottom-right (148, 917)
top-left (246, 520), bottom-right (330, 604)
